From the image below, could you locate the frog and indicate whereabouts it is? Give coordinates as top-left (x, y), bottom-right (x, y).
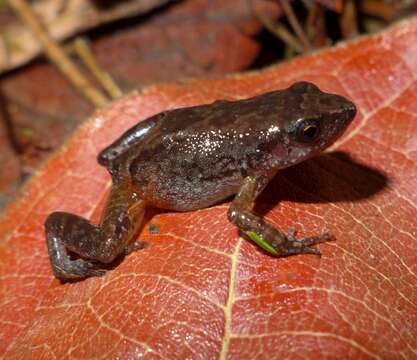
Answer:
top-left (45, 81), bottom-right (356, 280)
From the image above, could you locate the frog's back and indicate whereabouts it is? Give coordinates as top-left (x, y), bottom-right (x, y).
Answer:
top-left (127, 93), bottom-right (284, 211)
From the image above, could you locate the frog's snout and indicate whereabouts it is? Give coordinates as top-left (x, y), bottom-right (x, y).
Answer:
top-left (343, 102), bottom-right (357, 126)
top-left (344, 100), bottom-right (357, 121)
top-left (336, 96), bottom-right (357, 127)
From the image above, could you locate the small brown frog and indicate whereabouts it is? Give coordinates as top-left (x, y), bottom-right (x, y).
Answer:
top-left (45, 82), bottom-right (356, 279)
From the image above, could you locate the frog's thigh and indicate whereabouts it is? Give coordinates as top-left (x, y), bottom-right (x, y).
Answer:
top-left (98, 115), bottom-right (160, 167)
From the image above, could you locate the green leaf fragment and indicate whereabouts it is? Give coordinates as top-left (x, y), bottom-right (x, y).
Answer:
top-left (245, 231), bottom-right (278, 255)
top-left (21, 127), bottom-right (34, 137)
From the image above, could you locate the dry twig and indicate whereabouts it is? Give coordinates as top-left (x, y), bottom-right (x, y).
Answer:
top-left (1, 0), bottom-right (171, 74)
top-left (281, 0), bottom-right (312, 51)
top-left (248, 0), bottom-right (304, 53)
top-left (73, 38), bottom-right (123, 100)
top-left (8, 0), bottom-right (108, 108)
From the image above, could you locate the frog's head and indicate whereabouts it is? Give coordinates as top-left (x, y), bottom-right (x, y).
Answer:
top-left (279, 81), bottom-right (357, 166)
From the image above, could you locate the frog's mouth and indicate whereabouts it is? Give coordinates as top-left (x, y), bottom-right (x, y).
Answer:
top-left (282, 115), bottom-right (355, 167)
top-left (284, 146), bottom-right (318, 167)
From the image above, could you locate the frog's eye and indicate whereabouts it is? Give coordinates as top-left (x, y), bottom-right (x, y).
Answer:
top-left (295, 120), bottom-right (321, 142)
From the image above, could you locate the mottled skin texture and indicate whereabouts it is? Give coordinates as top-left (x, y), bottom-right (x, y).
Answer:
top-left (45, 82), bottom-right (356, 279)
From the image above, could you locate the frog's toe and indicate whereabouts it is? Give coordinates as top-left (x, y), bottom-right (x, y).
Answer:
top-left (51, 258), bottom-right (105, 280)
top-left (74, 260), bottom-right (106, 277)
top-left (294, 231), bottom-right (335, 246)
top-left (280, 230), bottom-right (335, 257)
top-left (124, 241), bottom-right (147, 256)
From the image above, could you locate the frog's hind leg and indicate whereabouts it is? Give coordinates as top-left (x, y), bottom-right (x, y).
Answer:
top-left (45, 178), bottom-right (146, 280)
top-left (227, 176), bottom-right (334, 257)
top-left (45, 213), bottom-right (106, 279)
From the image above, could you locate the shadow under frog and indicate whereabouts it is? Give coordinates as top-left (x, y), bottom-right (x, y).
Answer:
top-left (45, 81), bottom-right (363, 280)
top-left (254, 151), bottom-right (388, 217)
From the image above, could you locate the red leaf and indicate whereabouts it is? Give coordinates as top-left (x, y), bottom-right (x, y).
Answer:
top-left (1, 19), bottom-right (416, 358)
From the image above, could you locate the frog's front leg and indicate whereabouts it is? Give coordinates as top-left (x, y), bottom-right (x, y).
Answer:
top-left (45, 177), bottom-right (146, 280)
top-left (227, 176), bottom-right (334, 256)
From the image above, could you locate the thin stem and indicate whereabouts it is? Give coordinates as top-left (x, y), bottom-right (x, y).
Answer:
top-left (341, 0), bottom-right (359, 38)
top-left (305, 0), bottom-right (327, 48)
top-left (73, 38), bottom-right (123, 100)
top-left (248, 0), bottom-right (304, 53)
top-left (281, 0), bottom-right (312, 51)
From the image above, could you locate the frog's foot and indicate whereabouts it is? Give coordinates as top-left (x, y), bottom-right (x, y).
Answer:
top-left (229, 176), bottom-right (336, 259)
top-left (51, 258), bottom-right (105, 280)
top-left (45, 212), bottom-right (111, 280)
top-left (124, 241), bottom-right (147, 256)
top-left (273, 228), bottom-right (334, 257)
